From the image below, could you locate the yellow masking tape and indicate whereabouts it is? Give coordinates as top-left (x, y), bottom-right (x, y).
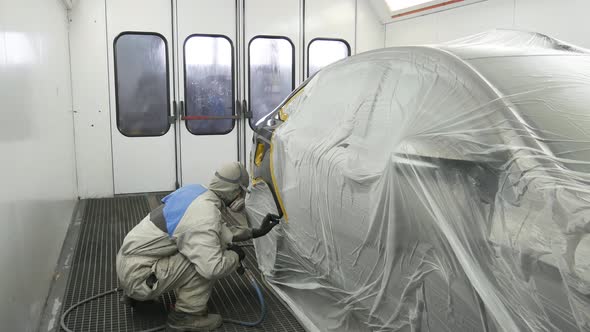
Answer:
top-left (251, 177), bottom-right (264, 186)
top-left (279, 88), bottom-right (305, 122)
top-left (278, 107), bottom-right (289, 121)
top-left (269, 132), bottom-right (288, 222)
top-left (254, 143), bottom-right (265, 166)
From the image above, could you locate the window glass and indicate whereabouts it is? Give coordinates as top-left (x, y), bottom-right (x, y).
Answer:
top-left (184, 35), bottom-right (234, 135)
top-left (114, 33), bottom-right (170, 137)
top-left (249, 36), bottom-right (294, 128)
top-left (308, 39), bottom-right (350, 77)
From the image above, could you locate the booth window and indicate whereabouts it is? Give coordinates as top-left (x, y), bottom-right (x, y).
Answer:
top-left (308, 38), bottom-right (350, 77)
top-left (248, 36), bottom-right (295, 128)
top-left (184, 34), bottom-right (235, 135)
top-left (114, 32), bottom-right (170, 137)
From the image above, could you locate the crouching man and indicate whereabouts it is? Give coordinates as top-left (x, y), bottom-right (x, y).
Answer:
top-left (116, 162), bottom-right (280, 331)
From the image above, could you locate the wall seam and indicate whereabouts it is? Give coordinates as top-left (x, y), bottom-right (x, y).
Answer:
top-left (354, 0), bottom-right (358, 54)
top-left (301, 0), bottom-right (306, 80)
top-left (241, 0), bottom-right (246, 164)
top-left (512, 0), bottom-right (516, 27)
top-left (171, 0), bottom-right (181, 187)
top-left (384, 22), bottom-right (387, 47)
top-left (66, 9), bottom-right (81, 199)
top-left (235, 0), bottom-right (241, 163)
top-left (104, 0), bottom-right (116, 196)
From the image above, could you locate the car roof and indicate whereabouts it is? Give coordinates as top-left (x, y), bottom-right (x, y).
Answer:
top-left (437, 29), bottom-right (589, 59)
top-left (320, 30), bottom-right (590, 169)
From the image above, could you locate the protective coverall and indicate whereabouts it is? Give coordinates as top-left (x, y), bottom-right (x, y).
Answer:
top-left (115, 162), bottom-right (278, 331)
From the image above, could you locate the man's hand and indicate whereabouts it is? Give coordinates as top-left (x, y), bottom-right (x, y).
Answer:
top-left (252, 213), bottom-right (281, 238)
top-left (227, 244), bottom-right (246, 261)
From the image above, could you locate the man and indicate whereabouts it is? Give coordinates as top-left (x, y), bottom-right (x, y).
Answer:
top-left (116, 162), bottom-right (280, 331)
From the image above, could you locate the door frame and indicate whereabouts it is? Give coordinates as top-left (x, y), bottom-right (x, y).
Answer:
top-left (106, 0), bottom-right (177, 194)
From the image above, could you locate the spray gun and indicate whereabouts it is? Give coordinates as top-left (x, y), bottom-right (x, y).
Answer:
top-left (237, 261), bottom-right (246, 275)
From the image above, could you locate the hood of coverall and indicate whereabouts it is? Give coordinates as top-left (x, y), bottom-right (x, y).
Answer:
top-left (209, 162), bottom-right (249, 205)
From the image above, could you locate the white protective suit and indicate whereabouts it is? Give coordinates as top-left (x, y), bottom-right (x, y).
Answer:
top-left (116, 162), bottom-right (251, 314)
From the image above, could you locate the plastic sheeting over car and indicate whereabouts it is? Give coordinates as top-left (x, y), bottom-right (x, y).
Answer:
top-left (245, 30), bottom-right (590, 332)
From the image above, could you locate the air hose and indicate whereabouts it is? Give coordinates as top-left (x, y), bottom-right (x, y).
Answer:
top-left (222, 269), bottom-right (266, 327)
top-left (60, 268), bottom-right (266, 332)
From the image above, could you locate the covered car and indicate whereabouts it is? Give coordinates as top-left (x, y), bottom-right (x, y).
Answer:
top-left (245, 29), bottom-right (590, 331)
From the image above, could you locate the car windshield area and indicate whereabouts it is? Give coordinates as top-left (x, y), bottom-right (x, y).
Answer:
top-left (469, 55), bottom-right (590, 173)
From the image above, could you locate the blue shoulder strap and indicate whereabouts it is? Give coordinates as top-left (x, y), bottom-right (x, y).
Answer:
top-left (162, 184), bottom-right (207, 236)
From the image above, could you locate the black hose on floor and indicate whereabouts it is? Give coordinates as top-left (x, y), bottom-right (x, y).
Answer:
top-left (59, 269), bottom-right (267, 332)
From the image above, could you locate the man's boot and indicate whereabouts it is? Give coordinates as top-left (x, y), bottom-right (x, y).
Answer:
top-left (166, 309), bottom-right (223, 331)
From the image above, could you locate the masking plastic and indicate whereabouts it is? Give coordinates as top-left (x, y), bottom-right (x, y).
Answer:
top-left (245, 30), bottom-right (590, 332)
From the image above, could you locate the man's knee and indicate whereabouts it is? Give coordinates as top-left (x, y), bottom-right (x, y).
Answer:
top-left (117, 255), bottom-right (158, 300)
top-left (154, 254), bottom-right (194, 285)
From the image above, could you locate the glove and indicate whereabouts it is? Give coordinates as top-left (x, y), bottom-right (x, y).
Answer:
top-left (252, 213), bottom-right (281, 239)
top-left (227, 244), bottom-right (246, 261)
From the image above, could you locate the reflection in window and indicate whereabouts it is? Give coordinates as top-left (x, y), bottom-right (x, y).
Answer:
top-left (114, 33), bottom-right (170, 137)
top-left (248, 36), bottom-right (294, 127)
top-left (184, 35), bottom-right (234, 135)
top-left (308, 39), bottom-right (350, 77)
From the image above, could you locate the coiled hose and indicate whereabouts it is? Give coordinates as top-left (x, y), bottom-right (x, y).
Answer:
top-left (60, 268), bottom-right (266, 332)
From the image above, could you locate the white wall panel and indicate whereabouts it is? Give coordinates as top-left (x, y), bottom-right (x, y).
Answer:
top-left (385, 13), bottom-right (437, 46)
top-left (70, 0), bottom-right (114, 197)
top-left (435, 0), bottom-right (513, 42)
top-left (357, 0), bottom-right (385, 53)
top-left (306, 0), bottom-right (356, 43)
top-left (0, 0), bottom-right (77, 330)
top-left (385, 0), bottom-right (590, 48)
top-left (515, 0), bottom-right (590, 49)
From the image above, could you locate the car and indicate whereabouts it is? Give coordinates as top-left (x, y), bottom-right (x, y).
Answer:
top-left (244, 29), bottom-right (590, 332)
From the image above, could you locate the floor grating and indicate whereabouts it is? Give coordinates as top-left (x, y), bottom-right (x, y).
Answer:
top-left (59, 195), bottom-right (304, 332)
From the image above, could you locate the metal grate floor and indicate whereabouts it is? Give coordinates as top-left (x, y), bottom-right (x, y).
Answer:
top-left (60, 195), bottom-right (304, 332)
